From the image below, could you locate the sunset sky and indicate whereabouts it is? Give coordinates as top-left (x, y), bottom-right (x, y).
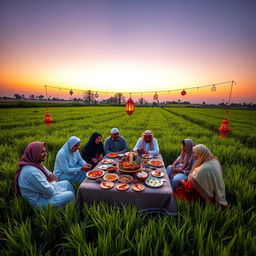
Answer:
top-left (0, 0), bottom-right (255, 103)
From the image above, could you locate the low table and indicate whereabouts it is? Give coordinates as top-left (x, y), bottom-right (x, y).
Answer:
top-left (76, 154), bottom-right (177, 216)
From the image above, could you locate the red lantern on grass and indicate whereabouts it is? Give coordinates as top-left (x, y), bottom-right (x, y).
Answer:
top-left (219, 119), bottom-right (230, 138)
top-left (44, 112), bottom-right (52, 126)
top-left (181, 90), bottom-right (186, 96)
top-left (126, 97), bottom-right (135, 116)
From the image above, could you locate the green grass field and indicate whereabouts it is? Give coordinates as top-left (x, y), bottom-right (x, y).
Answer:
top-left (0, 106), bottom-right (255, 255)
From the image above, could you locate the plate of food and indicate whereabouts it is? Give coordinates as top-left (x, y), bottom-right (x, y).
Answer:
top-left (148, 160), bottom-right (164, 167)
top-left (118, 175), bottom-right (133, 183)
top-left (98, 164), bottom-right (111, 170)
top-left (118, 161), bottom-right (142, 173)
top-left (131, 183), bottom-right (145, 192)
top-left (103, 173), bottom-right (118, 182)
top-left (145, 177), bottom-right (163, 188)
top-left (107, 153), bottom-right (119, 158)
top-left (151, 170), bottom-right (164, 178)
top-left (116, 183), bottom-right (129, 191)
top-left (86, 170), bottom-right (105, 179)
top-left (141, 154), bottom-right (153, 159)
top-left (100, 181), bottom-right (114, 189)
top-left (118, 153), bottom-right (125, 157)
top-left (135, 170), bottom-right (149, 181)
top-left (101, 159), bottom-right (113, 164)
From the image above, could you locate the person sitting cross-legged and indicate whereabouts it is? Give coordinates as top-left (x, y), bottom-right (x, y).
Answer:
top-left (14, 141), bottom-right (75, 209)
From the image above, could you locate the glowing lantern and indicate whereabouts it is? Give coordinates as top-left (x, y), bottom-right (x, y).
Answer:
top-left (95, 92), bottom-right (99, 98)
top-left (44, 112), bottom-right (52, 126)
top-left (153, 92), bottom-right (158, 101)
top-left (181, 90), bottom-right (186, 96)
top-left (219, 118), bottom-right (230, 138)
top-left (69, 90), bottom-right (73, 96)
top-left (126, 97), bottom-right (135, 116)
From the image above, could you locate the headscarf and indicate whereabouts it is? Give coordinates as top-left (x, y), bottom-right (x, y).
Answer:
top-left (14, 141), bottom-right (49, 195)
top-left (140, 130), bottom-right (154, 151)
top-left (58, 136), bottom-right (81, 166)
top-left (188, 144), bottom-right (228, 206)
top-left (179, 139), bottom-right (195, 170)
top-left (82, 132), bottom-right (103, 159)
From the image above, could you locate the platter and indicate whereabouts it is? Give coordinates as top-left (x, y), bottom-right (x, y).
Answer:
top-left (118, 175), bottom-right (133, 183)
top-left (107, 153), bottom-right (119, 158)
top-left (117, 161), bottom-right (142, 173)
top-left (116, 183), bottom-right (129, 191)
top-left (86, 170), bottom-right (104, 179)
top-left (101, 159), bottom-right (114, 164)
top-left (141, 154), bottom-right (153, 159)
top-left (103, 173), bottom-right (118, 182)
top-left (148, 160), bottom-right (164, 167)
top-left (145, 177), bottom-right (163, 188)
top-left (151, 170), bottom-right (164, 178)
top-left (100, 181), bottom-right (114, 189)
top-left (131, 183), bottom-right (145, 192)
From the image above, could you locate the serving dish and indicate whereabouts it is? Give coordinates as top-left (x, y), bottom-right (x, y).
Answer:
top-left (141, 154), bottom-right (153, 159)
top-left (148, 160), bottom-right (164, 167)
top-left (116, 183), bottom-right (129, 191)
top-left (100, 181), bottom-right (114, 189)
top-left (151, 170), bottom-right (164, 178)
top-left (135, 170), bottom-right (149, 181)
top-left (107, 153), bottom-right (119, 158)
top-left (145, 177), bottom-right (163, 187)
top-left (118, 161), bottom-right (142, 173)
top-left (118, 175), bottom-right (133, 183)
top-left (86, 170), bottom-right (104, 179)
top-left (103, 173), bottom-right (118, 182)
top-left (101, 159), bottom-right (114, 164)
top-left (131, 183), bottom-right (145, 192)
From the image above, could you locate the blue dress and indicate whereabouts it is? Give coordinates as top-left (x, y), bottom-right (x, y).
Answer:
top-left (18, 165), bottom-right (74, 209)
top-left (54, 136), bottom-right (87, 182)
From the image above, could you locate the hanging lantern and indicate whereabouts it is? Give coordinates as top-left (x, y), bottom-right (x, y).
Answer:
top-left (181, 90), bottom-right (186, 96)
top-left (126, 97), bottom-right (135, 116)
top-left (44, 112), bottom-right (52, 126)
top-left (218, 118), bottom-right (230, 138)
top-left (69, 90), bottom-right (73, 96)
top-left (153, 92), bottom-right (158, 101)
top-left (211, 84), bottom-right (216, 92)
top-left (95, 92), bottom-right (99, 98)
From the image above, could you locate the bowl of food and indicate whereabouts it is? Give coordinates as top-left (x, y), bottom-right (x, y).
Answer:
top-left (106, 166), bottom-right (117, 173)
top-left (135, 170), bottom-right (149, 181)
top-left (117, 161), bottom-right (142, 173)
top-left (103, 173), bottom-right (118, 182)
top-left (86, 170), bottom-right (105, 179)
top-left (118, 174), bottom-right (133, 183)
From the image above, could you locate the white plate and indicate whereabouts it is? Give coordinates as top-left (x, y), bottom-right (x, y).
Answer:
top-left (86, 170), bottom-right (105, 179)
top-left (101, 159), bottom-right (113, 164)
top-left (103, 173), bottom-right (118, 182)
top-left (118, 175), bottom-right (133, 183)
top-left (98, 164), bottom-right (111, 170)
top-left (148, 160), bottom-right (164, 167)
top-left (145, 177), bottom-right (163, 187)
top-left (151, 170), bottom-right (164, 178)
top-left (141, 154), bottom-right (153, 159)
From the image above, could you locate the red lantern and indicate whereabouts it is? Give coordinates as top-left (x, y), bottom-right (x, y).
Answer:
top-left (126, 98), bottom-right (135, 116)
top-left (219, 118), bottom-right (230, 138)
top-left (181, 90), bottom-right (186, 96)
top-left (44, 112), bottom-right (52, 126)
top-left (69, 90), bottom-right (73, 96)
top-left (153, 92), bottom-right (158, 101)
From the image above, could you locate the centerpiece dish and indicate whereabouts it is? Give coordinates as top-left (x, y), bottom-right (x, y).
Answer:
top-left (145, 177), bottom-right (163, 187)
top-left (131, 183), bottom-right (145, 192)
top-left (135, 170), bottom-right (149, 181)
top-left (103, 173), bottom-right (118, 182)
top-left (107, 153), bottom-right (119, 158)
top-left (151, 170), bottom-right (164, 178)
top-left (100, 181), bottom-right (114, 189)
top-left (118, 175), bottom-right (133, 183)
top-left (149, 160), bottom-right (164, 167)
top-left (86, 170), bottom-right (104, 179)
top-left (116, 183), bottom-right (129, 191)
top-left (118, 161), bottom-right (142, 173)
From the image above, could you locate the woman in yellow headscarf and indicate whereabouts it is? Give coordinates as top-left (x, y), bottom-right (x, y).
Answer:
top-left (174, 144), bottom-right (228, 208)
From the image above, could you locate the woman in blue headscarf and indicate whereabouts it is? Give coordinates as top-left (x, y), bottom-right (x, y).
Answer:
top-left (54, 136), bottom-right (91, 182)
top-left (81, 132), bottom-right (104, 168)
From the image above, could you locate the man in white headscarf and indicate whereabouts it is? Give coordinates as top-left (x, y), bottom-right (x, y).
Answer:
top-left (133, 130), bottom-right (159, 155)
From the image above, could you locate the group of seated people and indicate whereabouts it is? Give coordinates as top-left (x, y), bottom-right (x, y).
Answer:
top-left (13, 127), bottom-right (228, 210)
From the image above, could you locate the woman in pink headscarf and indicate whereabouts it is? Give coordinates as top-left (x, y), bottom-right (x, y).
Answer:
top-left (14, 141), bottom-right (75, 209)
top-left (166, 139), bottom-right (196, 190)
top-left (174, 144), bottom-right (228, 209)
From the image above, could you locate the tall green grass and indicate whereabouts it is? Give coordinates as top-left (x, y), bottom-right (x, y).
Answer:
top-left (0, 106), bottom-right (255, 255)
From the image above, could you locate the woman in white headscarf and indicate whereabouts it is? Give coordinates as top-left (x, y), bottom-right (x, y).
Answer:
top-left (174, 144), bottom-right (228, 208)
top-left (166, 139), bottom-right (196, 190)
top-left (54, 136), bottom-right (91, 182)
